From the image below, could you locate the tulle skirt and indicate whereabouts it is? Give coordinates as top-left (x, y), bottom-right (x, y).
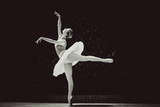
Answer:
top-left (53, 41), bottom-right (84, 77)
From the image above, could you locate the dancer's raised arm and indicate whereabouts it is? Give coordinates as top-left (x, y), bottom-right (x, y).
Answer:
top-left (54, 11), bottom-right (62, 38)
top-left (36, 37), bottom-right (64, 44)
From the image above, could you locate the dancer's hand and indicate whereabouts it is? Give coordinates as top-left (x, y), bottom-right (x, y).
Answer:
top-left (54, 11), bottom-right (60, 17)
top-left (35, 37), bottom-right (43, 44)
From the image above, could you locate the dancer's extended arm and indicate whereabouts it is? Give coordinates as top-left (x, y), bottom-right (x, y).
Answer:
top-left (54, 11), bottom-right (62, 38)
top-left (36, 37), bottom-right (63, 44)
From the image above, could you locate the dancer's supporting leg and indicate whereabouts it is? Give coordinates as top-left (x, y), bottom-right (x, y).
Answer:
top-left (64, 63), bottom-right (73, 105)
top-left (68, 52), bottom-right (113, 63)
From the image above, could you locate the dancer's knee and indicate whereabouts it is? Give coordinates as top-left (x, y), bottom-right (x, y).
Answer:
top-left (66, 75), bottom-right (73, 82)
top-left (85, 56), bottom-right (94, 61)
top-left (67, 78), bottom-right (73, 83)
top-left (79, 55), bottom-right (93, 62)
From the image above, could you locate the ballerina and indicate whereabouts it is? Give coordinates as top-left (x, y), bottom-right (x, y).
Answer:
top-left (36, 11), bottom-right (113, 106)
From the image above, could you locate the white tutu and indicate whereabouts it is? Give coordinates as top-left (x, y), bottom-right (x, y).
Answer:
top-left (53, 41), bottom-right (84, 77)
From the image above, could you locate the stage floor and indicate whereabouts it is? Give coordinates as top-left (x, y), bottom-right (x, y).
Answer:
top-left (0, 102), bottom-right (159, 107)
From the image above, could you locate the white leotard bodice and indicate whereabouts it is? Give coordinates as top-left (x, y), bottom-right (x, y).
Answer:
top-left (54, 37), bottom-right (67, 58)
top-left (55, 38), bottom-right (67, 48)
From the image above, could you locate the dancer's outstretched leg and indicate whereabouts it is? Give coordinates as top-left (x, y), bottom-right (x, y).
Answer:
top-left (68, 52), bottom-right (113, 63)
top-left (64, 63), bottom-right (73, 106)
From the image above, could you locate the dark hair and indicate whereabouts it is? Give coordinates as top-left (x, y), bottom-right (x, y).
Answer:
top-left (66, 29), bottom-right (73, 38)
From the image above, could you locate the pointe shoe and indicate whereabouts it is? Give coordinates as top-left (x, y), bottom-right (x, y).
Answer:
top-left (103, 58), bottom-right (113, 63)
top-left (68, 95), bottom-right (73, 106)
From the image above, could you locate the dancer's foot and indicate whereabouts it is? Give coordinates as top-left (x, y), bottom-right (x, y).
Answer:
top-left (68, 95), bottom-right (73, 106)
top-left (102, 58), bottom-right (113, 63)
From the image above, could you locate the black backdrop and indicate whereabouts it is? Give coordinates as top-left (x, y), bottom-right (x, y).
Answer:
top-left (1, 0), bottom-right (160, 101)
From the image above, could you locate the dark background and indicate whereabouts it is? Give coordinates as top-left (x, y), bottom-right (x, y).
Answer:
top-left (1, 0), bottom-right (160, 102)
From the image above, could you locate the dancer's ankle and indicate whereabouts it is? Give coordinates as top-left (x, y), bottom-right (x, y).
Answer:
top-left (68, 95), bottom-right (72, 98)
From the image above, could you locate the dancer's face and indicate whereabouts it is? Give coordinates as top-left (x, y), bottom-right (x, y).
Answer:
top-left (62, 28), bottom-right (73, 38)
top-left (62, 28), bottom-right (69, 36)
